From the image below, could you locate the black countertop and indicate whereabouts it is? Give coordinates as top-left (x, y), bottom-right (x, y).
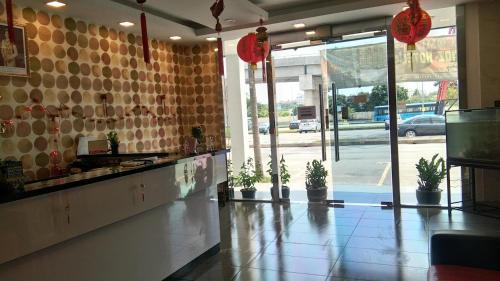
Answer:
top-left (0, 150), bottom-right (228, 205)
top-left (76, 151), bottom-right (170, 159)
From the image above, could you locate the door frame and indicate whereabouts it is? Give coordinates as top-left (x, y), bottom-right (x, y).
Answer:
top-left (266, 18), bottom-right (401, 205)
top-left (386, 18), bottom-right (401, 207)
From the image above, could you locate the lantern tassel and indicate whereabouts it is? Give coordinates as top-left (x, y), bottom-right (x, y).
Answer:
top-left (6, 0), bottom-right (15, 43)
top-left (140, 12), bottom-right (150, 64)
top-left (261, 58), bottom-right (266, 82)
top-left (410, 51), bottom-right (414, 72)
top-left (217, 37), bottom-right (224, 76)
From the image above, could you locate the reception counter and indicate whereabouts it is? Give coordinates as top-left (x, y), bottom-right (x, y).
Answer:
top-left (0, 150), bottom-right (228, 281)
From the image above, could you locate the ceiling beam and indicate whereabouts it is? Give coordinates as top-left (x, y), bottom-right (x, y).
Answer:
top-left (108, 0), bottom-right (207, 29)
top-left (233, 0), bottom-right (269, 18)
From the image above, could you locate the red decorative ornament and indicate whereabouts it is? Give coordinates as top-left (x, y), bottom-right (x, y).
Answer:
top-left (50, 150), bottom-right (61, 164)
top-left (237, 33), bottom-right (270, 74)
top-left (137, 0), bottom-right (150, 64)
top-left (255, 19), bottom-right (269, 82)
top-left (210, 0), bottom-right (225, 76)
top-left (6, 0), bottom-right (15, 43)
top-left (391, 0), bottom-right (432, 70)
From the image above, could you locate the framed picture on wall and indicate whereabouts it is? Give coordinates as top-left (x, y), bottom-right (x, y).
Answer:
top-left (0, 23), bottom-right (29, 77)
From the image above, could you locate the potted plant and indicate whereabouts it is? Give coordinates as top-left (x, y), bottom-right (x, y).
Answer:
top-left (415, 154), bottom-right (446, 205)
top-left (280, 155), bottom-right (291, 199)
top-left (227, 160), bottom-right (235, 199)
top-left (107, 131), bottom-right (120, 155)
top-left (266, 156), bottom-right (291, 199)
top-left (236, 158), bottom-right (259, 199)
top-left (305, 160), bottom-right (328, 202)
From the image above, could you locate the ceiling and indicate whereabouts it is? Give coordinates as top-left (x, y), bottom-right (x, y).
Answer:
top-left (18, 0), bottom-right (477, 43)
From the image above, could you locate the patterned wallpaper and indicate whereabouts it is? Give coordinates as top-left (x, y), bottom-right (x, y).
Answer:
top-left (0, 4), bottom-right (225, 181)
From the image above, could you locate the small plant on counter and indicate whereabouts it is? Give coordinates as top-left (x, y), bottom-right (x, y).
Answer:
top-left (415, 154), bottom-right (446, 205)
top-left (191, 126), bottom-right (204, 143)
top-left (107, 131), bottom-right (120, 155)
top-left (236, 158), bottom-right (259, 199)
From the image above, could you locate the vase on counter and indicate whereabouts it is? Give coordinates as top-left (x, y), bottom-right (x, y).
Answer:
top-left (110, 144), bottom-right (119, 155)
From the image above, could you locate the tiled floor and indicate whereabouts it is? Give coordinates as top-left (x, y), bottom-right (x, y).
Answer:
top-left (169, 202), bottom-right (500, 281)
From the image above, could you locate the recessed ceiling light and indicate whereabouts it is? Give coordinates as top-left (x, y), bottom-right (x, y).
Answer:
top-left (206, 37), bottom-right (217, 42)
top-left (119, 21), bottom-right (135, 27)
top-left (214, 48), bottom-right (219, 52)
top-left (170, 36), bottom-right (182, 41)
top-left (293, 23), bottom-right (306, 28)
top-left (224, 19), bottom-right (236, 23)
top-left (46, 1), bottom-right (66, 8)
top-left (306, 30), bottom-right (316, 36)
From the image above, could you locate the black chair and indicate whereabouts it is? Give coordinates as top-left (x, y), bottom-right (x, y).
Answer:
top-left (431, 230), bottom-right (500, 271)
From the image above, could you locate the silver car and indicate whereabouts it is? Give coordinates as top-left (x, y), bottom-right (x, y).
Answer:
top-left (397, 115), bottom-right (445, 138)
top-left (299, 119), bottom-right (320, 133)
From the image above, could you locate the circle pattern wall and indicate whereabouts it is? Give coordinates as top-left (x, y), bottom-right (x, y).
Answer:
top-left (0, 4), bottom-right (224, 181)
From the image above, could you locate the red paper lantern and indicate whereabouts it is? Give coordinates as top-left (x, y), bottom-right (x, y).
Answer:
top-left (392, 7), bottom-right (432, 51)
top-left (237, 33), bottom-right (270, 71)
top-left (391, 0), bottom-right (431, 71)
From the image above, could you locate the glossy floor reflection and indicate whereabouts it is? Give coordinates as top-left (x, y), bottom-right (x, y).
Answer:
top-left (168, 202), bottom-right (500, 281)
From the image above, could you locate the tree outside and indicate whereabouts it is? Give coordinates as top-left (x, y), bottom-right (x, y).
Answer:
top-left (365, 85), bottom-right (410, 110)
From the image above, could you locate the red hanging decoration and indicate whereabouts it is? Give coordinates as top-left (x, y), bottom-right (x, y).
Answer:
top-left (137, 0), bottom-right (150, 64)
top-left (210, 0), bottom-right (225, 76)
top-left (391, 0), bottom-right (432, 71)
top-left (6, 0), bottom-right (15, 43)
top-left (50, 150), bottom-right (61, 164)
top-left (255, 19), bottom-right (269, 82)
top-left (237, 33), bottom-right (270, 76)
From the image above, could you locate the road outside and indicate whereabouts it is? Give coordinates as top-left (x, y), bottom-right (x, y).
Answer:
top-left (237, 128), bottom-right (460, 204)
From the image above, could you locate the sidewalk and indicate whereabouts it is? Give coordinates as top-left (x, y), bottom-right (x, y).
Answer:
top-left (250, 136), bottom-right (445, 148)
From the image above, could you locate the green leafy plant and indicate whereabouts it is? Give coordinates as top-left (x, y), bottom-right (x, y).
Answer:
top-left (305, 160), bottom-right (328, 189)
top-left (266, 155), bottom-right (290, 186)
top-left (191, 126), bottom-right (204, 143)
top-left (227, 160), bottom-right (235, 187)
top-left (416, 154), bottom-right (446, 192)
top-left (266, 155), bottom-right (273, 178)
top-left (280, 155), bottom-right (290, 186)
top-left (106, 131), bottom-right (119, 146)
top-left (236, 158), bottom-right (259, 192)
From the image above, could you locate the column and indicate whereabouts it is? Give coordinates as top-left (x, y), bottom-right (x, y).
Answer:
top-left (225, 54), bottom-right (250, 172)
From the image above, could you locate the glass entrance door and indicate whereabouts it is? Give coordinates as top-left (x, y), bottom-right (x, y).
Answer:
top-left (325, 33), bottom-right (393, 205)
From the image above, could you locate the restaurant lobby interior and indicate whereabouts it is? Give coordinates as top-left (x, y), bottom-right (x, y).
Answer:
top-left (2, 0), bottom-right (500, 281)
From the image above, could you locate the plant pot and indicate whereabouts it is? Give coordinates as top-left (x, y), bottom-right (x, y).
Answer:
top-left (416, 189), bottom-right (442, 205)
top-left (307, 187), bottom-right (327, 202)
top-left (269, 186), bottom-right (291, 199)
top-left (241, 190), bottom-right (256, 199)
top-left (282, 186), bottom-right (290, 199)
top-left (110, 144), bottom-right (119, 155)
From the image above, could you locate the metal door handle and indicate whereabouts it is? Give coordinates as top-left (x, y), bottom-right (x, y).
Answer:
top-left (332, 83), bottom-right (340, 162)
top-left (319, 84), bottom-right (327, 161)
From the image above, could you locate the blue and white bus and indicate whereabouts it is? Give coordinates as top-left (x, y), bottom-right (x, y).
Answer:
top-left (373, 102), bottom-right (437, 122)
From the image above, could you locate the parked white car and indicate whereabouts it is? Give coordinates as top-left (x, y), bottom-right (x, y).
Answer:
top-left (299, 119), bottom-right (321, 133)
